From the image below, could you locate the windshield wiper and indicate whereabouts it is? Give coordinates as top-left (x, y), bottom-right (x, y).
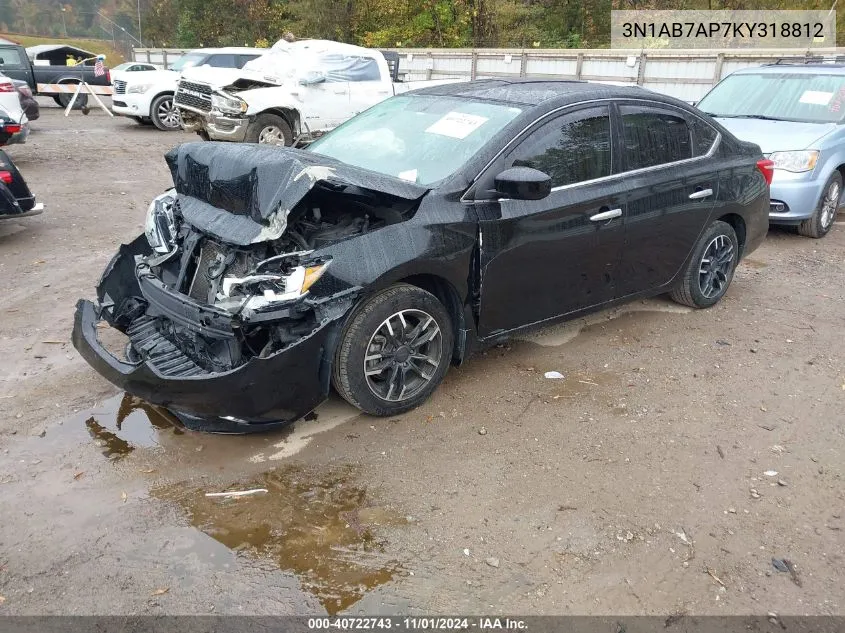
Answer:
top-left (707, 113), bottom-right (788, 121)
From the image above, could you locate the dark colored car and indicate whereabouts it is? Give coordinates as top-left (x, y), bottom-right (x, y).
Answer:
top-left (73, 80), bottom-right (770, 433)
top-left (0, 149), bottom-right (43, 219)
top-left (12, 79), bottom-right (38, 121)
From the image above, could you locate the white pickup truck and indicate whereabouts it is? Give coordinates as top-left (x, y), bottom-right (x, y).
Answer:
top-left (175, 39), bottom-right (454, 145)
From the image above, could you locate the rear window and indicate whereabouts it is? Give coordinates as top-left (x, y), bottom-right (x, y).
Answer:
top-left (698, 72), bottom-right (845, 123)
top-left (620, 106), bottom-right (692, 170)
top-left (0, 48), bottom-right (24, 67)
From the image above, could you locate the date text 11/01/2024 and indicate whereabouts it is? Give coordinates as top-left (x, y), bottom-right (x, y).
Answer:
top-left (307, 618), bottom-right (528, 630)
top-left (620, 21), bottom-right (825, 39)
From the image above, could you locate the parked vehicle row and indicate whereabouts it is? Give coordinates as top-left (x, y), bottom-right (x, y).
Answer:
top-left (73, 80), bottom-right (770, 433)
top-left (112, 47), bottom-right (265, 131)
top-left (175, 40), bottom-right (447, 145)
top-left (0, 43), bottom-right (112, 110)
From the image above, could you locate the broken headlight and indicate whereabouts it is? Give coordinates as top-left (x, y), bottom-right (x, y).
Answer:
top-left (216, 261), bottom-right (330, 311)
top-left (211, 92), bottom-right (248, 115)
top-left (145, 190), bottom-right (178, 254)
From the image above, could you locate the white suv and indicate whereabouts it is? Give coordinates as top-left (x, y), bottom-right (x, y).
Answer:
top-left (111, 48), bottom-right (265, 130)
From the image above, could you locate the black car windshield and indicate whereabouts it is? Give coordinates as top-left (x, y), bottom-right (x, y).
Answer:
top-left (308, 95), bottom-right (523, 185)
top-left (170, 53), bottom-right (207, 71)
top-left (698, 72), bottom-right (845, 123)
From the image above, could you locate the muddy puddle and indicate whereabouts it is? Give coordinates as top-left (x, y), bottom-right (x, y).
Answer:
top-left (31, 392), bottom-right (363, 475)
top-left (155, 465), bottom-right (405, 615)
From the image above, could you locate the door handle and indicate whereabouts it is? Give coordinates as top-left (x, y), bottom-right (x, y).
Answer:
top-left (590, 208), bottom-right (622, 222)
top-left (689, 188), bottom-right (713, 200)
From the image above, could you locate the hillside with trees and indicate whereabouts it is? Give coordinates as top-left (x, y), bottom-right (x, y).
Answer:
top-left (3, 0), bottom-right (844, 50)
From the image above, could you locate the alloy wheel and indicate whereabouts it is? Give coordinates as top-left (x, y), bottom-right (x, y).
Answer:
top-left (820, 180), bottom-right (841, 229)
top-left (364, 309), bottom-right (443, 402)
top-left (157, 98), bottom-right (181, 129)
top-left (698, 234), bottom-right (735, 299)
top-left (258, 125), bottom-right (286, 145)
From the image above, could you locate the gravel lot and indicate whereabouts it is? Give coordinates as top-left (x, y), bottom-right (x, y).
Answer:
top-left (0, 102), bottom-right (843, 617)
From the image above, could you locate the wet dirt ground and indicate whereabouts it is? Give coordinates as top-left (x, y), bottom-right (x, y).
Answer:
top-left (0, 103), bottom-right (843, 616)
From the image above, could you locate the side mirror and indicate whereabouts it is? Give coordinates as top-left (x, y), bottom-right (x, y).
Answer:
top-left (494, 167), bottom-right (552, 201)
top-left (299, 71), bottom-right (326, 86)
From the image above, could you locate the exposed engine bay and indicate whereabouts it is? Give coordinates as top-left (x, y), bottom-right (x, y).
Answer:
top-left (115, 179), bottom-right (417, 376)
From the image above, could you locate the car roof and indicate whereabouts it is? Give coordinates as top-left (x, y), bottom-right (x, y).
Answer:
top-left (408, 78), bottom-right (670, 107)
top-left (731, 63), bottom-right (845, 75)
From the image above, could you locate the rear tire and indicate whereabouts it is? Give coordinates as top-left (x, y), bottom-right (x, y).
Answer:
top-left (670, 220), bottom-right (739, 309)
top-left (150, 94), bottom-right (181, 131)
top-left (332, 284), bottom-right (453, 416)
top-left (56, 90), bottom-right (88, 110)
top-left (244, 113), bottom-right (293, 146)
top-left (798, 171), bottom-right (841, 238)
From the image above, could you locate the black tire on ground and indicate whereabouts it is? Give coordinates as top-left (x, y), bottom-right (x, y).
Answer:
top-left (244, 113), bottom-right (293, 145)
top-left (56, 90), bottom-right (88, 109)
top-left (149, 93), bottom-right (181, 131)
top-left (332, 283), bottom-right (454, 416)
top-left (798, 171), bottom-right (842, 239)
top-left (670, 220), bottom-right (739, 309)
top-left (52, 96), bottom-right (63, 107)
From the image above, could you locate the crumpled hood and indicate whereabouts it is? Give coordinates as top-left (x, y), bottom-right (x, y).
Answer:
top-left (164, 142), bottom-right (428, 246)
top-left (715, 118), bottom-right (836, 153)
top-left (179, 66), bottom-right (252, 89)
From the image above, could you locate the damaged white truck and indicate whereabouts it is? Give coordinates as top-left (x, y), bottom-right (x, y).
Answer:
top-left (174, 39), bottom-right (446, 145)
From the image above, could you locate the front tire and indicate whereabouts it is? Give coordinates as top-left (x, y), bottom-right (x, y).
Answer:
top-left (332, 284), bottom-right (454, 416)
top-left (670, 220), bottom-right (739, 308)
top-left (150, 94), bottom-right (181, 131)
top-left (245, 114), bottom-right (293, 146)
top-left (798, 171), bottom-right (841, 239)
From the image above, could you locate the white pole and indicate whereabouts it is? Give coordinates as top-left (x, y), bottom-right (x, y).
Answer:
top-left (63, 83), bottom-right (83, 116)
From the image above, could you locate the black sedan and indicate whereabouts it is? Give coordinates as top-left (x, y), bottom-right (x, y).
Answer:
top-left (0, 149), bottom-right (42, 219)
top-left (73, 80), bottom-right (770, 433)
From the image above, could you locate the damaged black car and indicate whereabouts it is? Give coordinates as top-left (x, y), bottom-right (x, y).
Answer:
top-left (73, 80), bottom-right (770, 433)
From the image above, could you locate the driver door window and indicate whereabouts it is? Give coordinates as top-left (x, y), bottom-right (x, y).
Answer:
top-left (507, 106), bottom-right (612, 188)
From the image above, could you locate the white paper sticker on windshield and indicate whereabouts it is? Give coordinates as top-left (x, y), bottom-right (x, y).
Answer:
top-left (799, 90), bottom-right (834, 105)
top-left (398, 169), bottom-right (418, 182)
top-left (426, 112), bottom-right (489, 139)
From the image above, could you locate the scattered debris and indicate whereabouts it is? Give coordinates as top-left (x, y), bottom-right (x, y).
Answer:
top-left (0, 595), bottom-right (5, 604)
top-left (139, 468), bottom-right (156, 474)
top-left (777, 479), bottom-right (787, 487)
top-left (771, 445), bottom-right (785, 454)
top-left (478, 427), bottom-right (487, 436)
top-left (715, 339), bottom-right (731, 346)
top-left (150, 587), bottom-right (169, 596)
top-left (205, 488), bottom-right (269, 499)
top-left (544, 371), bottom-right (564, 379)
top-left (577, 380), bottom-right (599, 386)
top-left (716, 445), bottom-right (725, 459)
top-left (772, 558), bottom-right (789, 573)
top-left (463, 548), bottom-right (470, 557)
top-left (72, 471), bottom-right (85, 480)
top-left (758, 424), bottom-right (776, 431)
top-left (121, 491), bottom-right (128, 503)
top-left (764, 470), bottom-right (779, 477)
top-left (485, 557), bottom-right (500, 568)
top-left (31, 428), bottom-right (46, 438)
top-left (727, 507), bottom-right (737, 514)
top-left (672, 528), bottom-right (695, 561)
top-left (557, 504), bottom-right (577, 511)
top-left (750, 488), bottom-right (761, 499)
top-left (784, 559), bottom-right (802, 587)
top-left (705, 566), bottom-right (726, 587)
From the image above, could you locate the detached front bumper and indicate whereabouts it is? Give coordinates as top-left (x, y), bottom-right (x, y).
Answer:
top-left (178, 108), bottom-right (249, 142)
top-left (71, 239), bottom-right (342, 433)
top-left (205, 111), bottom-right (249, 142)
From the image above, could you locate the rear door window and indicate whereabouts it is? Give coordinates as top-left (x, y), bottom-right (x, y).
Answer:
top-left (206, 54), bottom-right (237, 68)
top-left (620, 105), bottom-right (693, 170)
top-left (507, 106), bottom-right (612, 188)
top-left (690, 116), bottom-right (719, 156)
top-left (237, 55), bottom-right (261, 68)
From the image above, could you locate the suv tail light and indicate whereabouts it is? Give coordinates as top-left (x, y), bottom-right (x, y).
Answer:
top-left (1, 124), bottom-right (21, 134)
top-left (0, 171), bottom-right (12, 184)
top-left (756, 158), bottom-right (775, 186)
top-left (0, 82), bottom-right (14, 93)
